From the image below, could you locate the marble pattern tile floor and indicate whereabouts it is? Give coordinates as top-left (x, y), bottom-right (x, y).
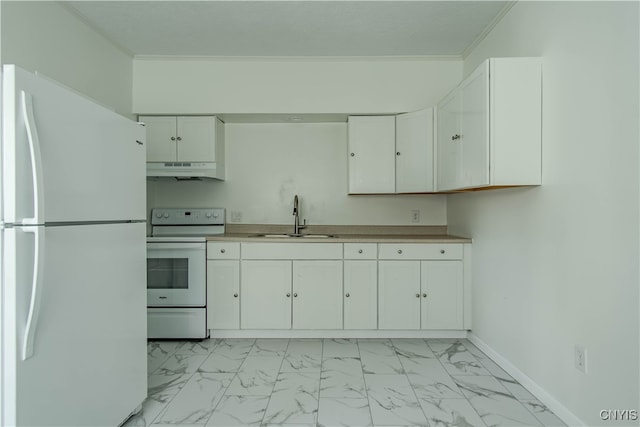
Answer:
top-left (125, 338), bottom-right (566, 427)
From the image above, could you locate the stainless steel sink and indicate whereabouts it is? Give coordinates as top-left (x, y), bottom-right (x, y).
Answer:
top-left (250, 233), bottom-right (337, 238)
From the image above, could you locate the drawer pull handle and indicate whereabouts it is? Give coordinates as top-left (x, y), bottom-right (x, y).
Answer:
top-left (415, 293), bottom-right (420, 298)
top-left (293, 293), bottom-right (298, 298)
top-left (423, 293), bottom-right (427, 298)
top-left (221, 249), bottom-right (226, 253)
top-left (398, 249), bottom-right (403, 254)
top-left (233, 293), bottom-right (238, 298)
top-left (440, 249), bottom-right (445, 254)
top-left (358, 249), bottom-right (363, 254)
top-left (345, 293), bottom-right (350, 298)
top-left (286, 293), bottom-right (291, 298)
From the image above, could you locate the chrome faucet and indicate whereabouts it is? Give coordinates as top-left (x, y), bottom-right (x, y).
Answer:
top-left (293, 194), bottom-right (306, 235)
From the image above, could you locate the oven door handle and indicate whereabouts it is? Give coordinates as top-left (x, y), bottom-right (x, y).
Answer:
top-left (147, 242), bottom-right (206, 250)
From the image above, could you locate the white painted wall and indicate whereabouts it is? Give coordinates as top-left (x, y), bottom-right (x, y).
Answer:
top-left (448, 2), bottom-right (639, 425)
top-left (148, 122), bottom-right (447, 225)
top-left (136, 57), bottom-right (459, 225)
top-left (1, 2), bottom-right (133, 117)
top-left (133, 57), bottom-right (461, 114)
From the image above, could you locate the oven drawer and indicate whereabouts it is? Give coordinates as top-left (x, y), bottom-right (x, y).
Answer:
top-left (147, 308), bottom-right (207, 339)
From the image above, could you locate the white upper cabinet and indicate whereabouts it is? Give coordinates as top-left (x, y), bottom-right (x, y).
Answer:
top-left (140, 115), bottom-right (224, 163)
top-left (348, 116), bottom-right (396, 194)
top-left (348, 110), bottom-right (434, 194)
top-left (436, 57), bottom-right (542, 191)
top-left (395, 108), bottom-right (434, 193)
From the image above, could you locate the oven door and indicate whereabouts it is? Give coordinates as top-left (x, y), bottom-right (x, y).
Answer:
top-left (146, 242), bottom-right (206, 306)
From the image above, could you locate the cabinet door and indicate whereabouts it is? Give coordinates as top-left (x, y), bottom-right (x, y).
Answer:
top-left (436, 92), bottom-right (461, 191)
top-left (421, 261), bottom-right (463, 329)
top-left (378, 261), bottom-right (420, 330)
top-left (396, 108), bottom-right (434, 193)
top-left (240, 260), bottom-right (292, 329)
top-left (207, 260), bottom-right (240, 329)
top-left (344, 260), bottom-right (377, 329)
top-left (348, 116), bottom-right (396, 194)
top-left (176, 116), bottom-right (216, 162)
top-left (459, 63), bottom-right (489, 188)
top-left (141, 116), bottom-right (177, 162)
top-left (293, 261), bottom-right (343, 329)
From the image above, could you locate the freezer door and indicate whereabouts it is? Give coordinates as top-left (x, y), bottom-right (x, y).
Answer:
top-left (2, 65), bottom-right (145, 224)
top-left (2, 223), bottom-right (147, 426)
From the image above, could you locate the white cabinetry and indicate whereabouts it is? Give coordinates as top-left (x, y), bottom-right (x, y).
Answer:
top-left (348, 116), bottom-right (396, 194)
top-left (378, 244), bottom-right (464, 330)
top-left (436, 57), bottom-right (542, 191)
top-left (240, 243), bottom-right (343, 330)
top-left (206, 242), bottom-right (240, 329)
top-left (348, 110), bottom-right (434, 194)
top-left (343, 243), bottom-right (378, 329)
top-left (140, 115), bottom-right (225, 179)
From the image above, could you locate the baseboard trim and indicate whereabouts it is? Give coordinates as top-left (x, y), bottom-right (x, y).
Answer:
top-left (467, 333), bottom-right (585, 427)
top-left (209, 329), bottom-right (469, 339)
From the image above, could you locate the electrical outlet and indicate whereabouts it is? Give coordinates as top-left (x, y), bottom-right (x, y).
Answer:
top-left (411, 209), bottom-right (420, 223)
top-left (575, 345), bottom-right (587, 374)
top-left (230, 211), bottom-right (242, 223)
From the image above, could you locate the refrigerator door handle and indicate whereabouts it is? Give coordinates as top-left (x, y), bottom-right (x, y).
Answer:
top-left (21, 226), bottom-right (45, 360)
top-left (20, 91), bottom-right (45, 226)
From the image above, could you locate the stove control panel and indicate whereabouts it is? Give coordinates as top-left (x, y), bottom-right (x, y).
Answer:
top-left (151, 208), bottom-right (225, 226)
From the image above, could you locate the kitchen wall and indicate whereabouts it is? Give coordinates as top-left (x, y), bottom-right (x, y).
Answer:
top-left (447, 2), bottom-right (639, 425)
top-left (148, 122), bottom-right (447, 226)
top-left (0, 2), bottom-right (133, 118)
top-left (137, 58), bottom-right (461, 225)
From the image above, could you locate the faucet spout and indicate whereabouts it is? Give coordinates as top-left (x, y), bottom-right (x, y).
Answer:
top-left (292, 195), bottom-right (305, 235)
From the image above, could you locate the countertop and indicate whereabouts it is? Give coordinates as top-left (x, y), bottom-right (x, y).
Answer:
top-left (206, 225), bottom-right (471, 243)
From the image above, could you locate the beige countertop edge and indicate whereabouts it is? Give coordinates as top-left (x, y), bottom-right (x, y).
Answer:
top-left (207, 233), bottom-right (471, 243)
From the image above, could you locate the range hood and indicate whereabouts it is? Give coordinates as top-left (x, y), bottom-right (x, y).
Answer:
top-left (146, 161), bottom-right (224, 180)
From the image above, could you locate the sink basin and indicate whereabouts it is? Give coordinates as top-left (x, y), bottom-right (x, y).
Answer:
top-left (250, 233), bottom-right (337, 238)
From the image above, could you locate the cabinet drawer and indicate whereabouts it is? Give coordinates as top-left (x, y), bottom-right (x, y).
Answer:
top-left (344, 243), bottom-right (377, 259)
top-left (207, 242), bottom-right (240, 259)
top-left (378, 243), bottom-right (463, 260)
top-left (241, 243), bottom-right (343, 260)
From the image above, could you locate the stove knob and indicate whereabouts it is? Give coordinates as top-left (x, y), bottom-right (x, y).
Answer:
top-left (206, 212), bottom-right (213, 218)
top-left (155, 212), bottom-right (162, 218)
top-left (163, 212), bottom-right (170, 218)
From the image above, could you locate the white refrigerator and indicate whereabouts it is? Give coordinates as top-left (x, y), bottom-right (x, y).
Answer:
top-left (1, 65), bottom-right (147, 426)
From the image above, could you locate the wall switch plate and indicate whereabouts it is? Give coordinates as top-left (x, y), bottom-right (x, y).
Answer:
top-left (411, 209), bottom-right (420, 223)
top-left (574, 345), bottom-right (587, 374)
top-left (230, 211), bottom-right (242, 222)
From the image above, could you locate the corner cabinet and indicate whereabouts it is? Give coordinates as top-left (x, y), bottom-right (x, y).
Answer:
top-left (436, 57), bottom-right (542, 191)
top-left (140, 115), bottom-right (225, 180)
top-left (348, 108), bottom-right (435, 194)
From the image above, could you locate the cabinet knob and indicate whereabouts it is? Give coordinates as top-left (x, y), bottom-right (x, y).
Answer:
top-left (345, 293), bottom-right (350, 298)
top-left (396, 151), bottom-right (401, 156)
top-left (170, 136), bottom-right (176, 141)
top-left (293, 293), bottom-right (298, 298)
top-left (286, 293), bottom-right (291, 298)
top-left (221, 249), bottom-right (226, 253)
top-left (423, 293), bottom-right (427, 298)
top-left (350, 152), bottom-right (355, 157)
top-left (233, 293), bottom-right (238, 298)
top-left (176, 136), bottom-right (182, 141)
top-left (451, 134), bottom-right (461, 141)
top-left (415, 293), bottom-right (420, 298)
top-left (358, 249), bottom-right (363, 254)
top-left (398, 249), bottom-right (403, 254)
top-left (440, 249), bottom-right (445, 254)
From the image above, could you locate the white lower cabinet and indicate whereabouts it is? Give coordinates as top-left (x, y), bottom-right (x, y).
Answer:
top-left (344, 260), bottom-right (378, 329)
top-left (241, 260), bottom-right (292, 329)
top-left (206, 260), bottom-right (240, 329)
top-left (293, 261), bottom-right (343, 329)
top-left (378, 244), bottom-right (464, 330)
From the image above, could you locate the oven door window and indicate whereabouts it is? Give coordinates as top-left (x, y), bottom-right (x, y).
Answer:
top-left (146, 243), bottom-right (206, 307)
top-left (147, 258), bottom-right (189, 289)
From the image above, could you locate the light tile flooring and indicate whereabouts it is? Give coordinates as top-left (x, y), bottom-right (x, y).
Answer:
top-left (124, 338), bottom-right (566, 427)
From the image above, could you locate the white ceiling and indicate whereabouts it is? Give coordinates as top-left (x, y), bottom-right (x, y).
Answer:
top-left (63, 1), bottom-right (512, 57)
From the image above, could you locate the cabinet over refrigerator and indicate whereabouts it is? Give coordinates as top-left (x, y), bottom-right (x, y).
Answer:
top-left (1, 65), bottom-right (148, 426)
